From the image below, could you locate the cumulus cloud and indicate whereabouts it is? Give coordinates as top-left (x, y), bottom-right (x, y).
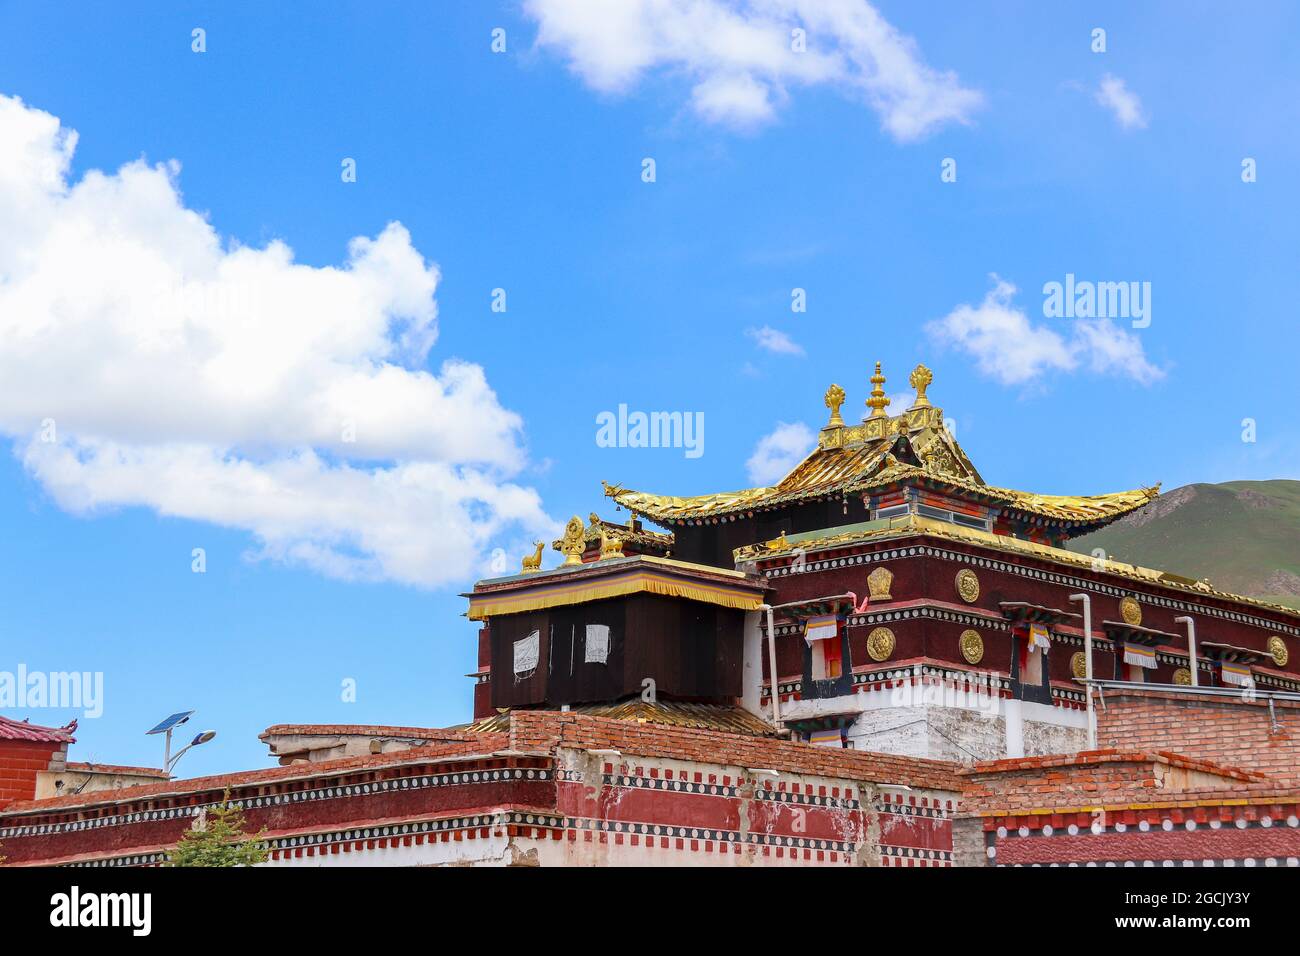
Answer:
top-left (746, 421), bottom-right (814, 484)
top-left (524, 0), bottom-right (983, 139)
top-left (926, 276), bottom-right (1163, 386)
top-left (0, 93), bottom-right (556, 587)
top-left (1095, 74), bottom-right (1146, 129)
top-left (746, 325), bottom-right (805, 355)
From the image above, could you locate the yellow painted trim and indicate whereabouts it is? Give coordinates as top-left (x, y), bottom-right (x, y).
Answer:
top-left (468, 570), bottom-right (763, 620)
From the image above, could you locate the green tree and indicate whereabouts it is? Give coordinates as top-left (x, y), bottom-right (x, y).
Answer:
top-left (166, 790), bottom-right (270, 867)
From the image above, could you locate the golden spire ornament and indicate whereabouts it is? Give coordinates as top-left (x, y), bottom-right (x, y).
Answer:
top-left (865, 361), bottom-right (890, 419)
top-left (823, 383), bottom-right (846, 427)
top-left (908, 364), bottom-right (933, 408)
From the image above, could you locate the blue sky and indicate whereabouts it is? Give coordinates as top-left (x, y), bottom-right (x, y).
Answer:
top-left (1, 1), bottom-right (1297, 777)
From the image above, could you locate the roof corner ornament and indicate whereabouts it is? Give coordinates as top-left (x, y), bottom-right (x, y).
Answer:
top-left (865, 361), bottom-right (890, 419)
top-left (823, 383), bottom-right (846, 427)
top-left (560, 516), bottom-right (586, 565)
top-left (908, 363), bottom-right (933, 408)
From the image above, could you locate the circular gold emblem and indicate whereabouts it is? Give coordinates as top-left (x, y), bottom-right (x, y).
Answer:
top-left (1070, 651), bottom-right (1087, 680)
top-left (1173, 667), bottom-right (1192, 686)
top-left (1119, 596), bottom-right (1142, 626)
top-left (867, 627), bottom-right (896, 662)
top-left (959, 629), bottom-right (984, 665)
top-left (1268, 636), bottom-right (1289, 668)
top-left (955, 568), bottom-right (980, 604)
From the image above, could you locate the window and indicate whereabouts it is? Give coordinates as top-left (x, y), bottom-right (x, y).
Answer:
top-left (584, 624), bottom-right (610, 664)
top-left (513, 630), bottom-right (539, 678)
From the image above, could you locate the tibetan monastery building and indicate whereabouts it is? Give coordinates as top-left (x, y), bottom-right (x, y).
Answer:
top-left (465, 363), bottom-right (1300, 762)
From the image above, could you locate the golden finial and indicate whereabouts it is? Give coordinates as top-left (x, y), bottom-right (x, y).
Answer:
top-left (560, 516), bottom-right (586, 565)
top-left (865, 361), bottom-right (890, 419)
top-left (908, 364), bottom-right (933, 408)
top-left (823, 383), bottom-right (846, 427)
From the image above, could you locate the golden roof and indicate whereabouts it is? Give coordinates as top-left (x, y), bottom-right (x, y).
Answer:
top-left (604, 363), bottom-right (1157, 529)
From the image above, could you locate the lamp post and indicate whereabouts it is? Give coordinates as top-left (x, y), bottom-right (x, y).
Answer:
top-left (1069, 593), bottom-right (1096, 750)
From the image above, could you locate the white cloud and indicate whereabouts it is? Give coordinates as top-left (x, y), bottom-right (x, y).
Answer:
top-left (1095, 74), bottom-right (1146, 129)
top-left (0, 93), bottom-right (557, 588)
top-left (747, 325), bottom-right (805, 355)
top-left (926, 276), bottom-right (1163, 386)
top-left (524, 0), bottom-right (983, 140)
top-left (746, 421), bottom-right (814, 484)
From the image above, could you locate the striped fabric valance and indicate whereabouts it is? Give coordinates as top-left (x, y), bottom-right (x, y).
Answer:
top-left (803, 614), bottom-right (839, 645)
top-left (1220, 661), bottom-right (1254, 687)
top-left (1122, 642), bottom-right (1157, 669)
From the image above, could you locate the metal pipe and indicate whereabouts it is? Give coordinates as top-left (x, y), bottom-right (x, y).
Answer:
top-left (1068, 593), bottom-right (1096, 749)
top-left (760, 604), bottom-right (782, 724)
top-left (1174, 616), bottom-right (1198, 687)
top-left (1082, 678), bottom-right (1300, 703)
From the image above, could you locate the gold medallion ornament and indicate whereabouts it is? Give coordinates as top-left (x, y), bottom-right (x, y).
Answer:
top-left (960, 629), bottom-right (984, 665)
top-left (1119, 596), bottom-right (1142, 626)
top-left (867, 627), bottom-right (896, 662)
top-left (1173, 667), bottom-right (1192, 686)
top-left (867, 565), bottom-right (894, 602)
top-left (1070, 651), bottom-right (1087, 680)
top-left (955, 568), bottom-right (980, 604)
top-left (1268, 636), bottom-right (1289, 668)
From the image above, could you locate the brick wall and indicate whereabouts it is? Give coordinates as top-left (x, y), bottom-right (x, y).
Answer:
top-left (0, 739), bottom-right (65, 807)
top-left (1096, 688), bottom-right (1300, 782)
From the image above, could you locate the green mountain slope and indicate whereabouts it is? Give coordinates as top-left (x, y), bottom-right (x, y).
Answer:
top-left (1069, 480), bottom-right (1300, 609)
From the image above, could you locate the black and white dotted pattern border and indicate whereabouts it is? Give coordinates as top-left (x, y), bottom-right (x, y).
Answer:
top-left (1, 766), bottom-right (549, 840)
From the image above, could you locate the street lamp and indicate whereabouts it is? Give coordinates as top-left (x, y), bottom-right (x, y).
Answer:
top-left (167, 730), bottom-right (216, 774)
top-left (147, 711), bottom-right (217, 777)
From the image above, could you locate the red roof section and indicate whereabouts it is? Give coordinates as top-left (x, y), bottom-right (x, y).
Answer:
top-left (0, 715), bottom-right (76, 744)
top-left (0, 733), bottom-right (511, 815)
top-left (509, 710), bottom-right (964, 792)
top-left (258, 723), bottom-right (482, 741)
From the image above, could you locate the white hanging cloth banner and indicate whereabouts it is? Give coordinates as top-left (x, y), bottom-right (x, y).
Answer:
top-left (1028, 623), bottom-right (1051, 652)
top-left (513, 630), bottom-right (539, 676)
top-left (585, 624), bottom-right (610, 664)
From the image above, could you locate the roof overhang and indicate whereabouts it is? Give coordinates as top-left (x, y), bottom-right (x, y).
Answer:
top-left (465, 555), bottom-right (768, 620)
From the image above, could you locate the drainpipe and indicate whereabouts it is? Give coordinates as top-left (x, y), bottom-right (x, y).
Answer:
top-left (1068, 593), bottom-right (1096, 750)
top-left (1174, 616), bottom-right (1198, 687)
top-left (760, 604), bottom-right (782, 725)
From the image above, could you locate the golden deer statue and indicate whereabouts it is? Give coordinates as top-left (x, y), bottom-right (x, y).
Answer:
top-left (521, 540), bottom-right (544, 573)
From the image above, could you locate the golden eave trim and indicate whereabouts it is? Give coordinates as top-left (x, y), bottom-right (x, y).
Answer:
top-left (467, 558), bottom-right (764, 620)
